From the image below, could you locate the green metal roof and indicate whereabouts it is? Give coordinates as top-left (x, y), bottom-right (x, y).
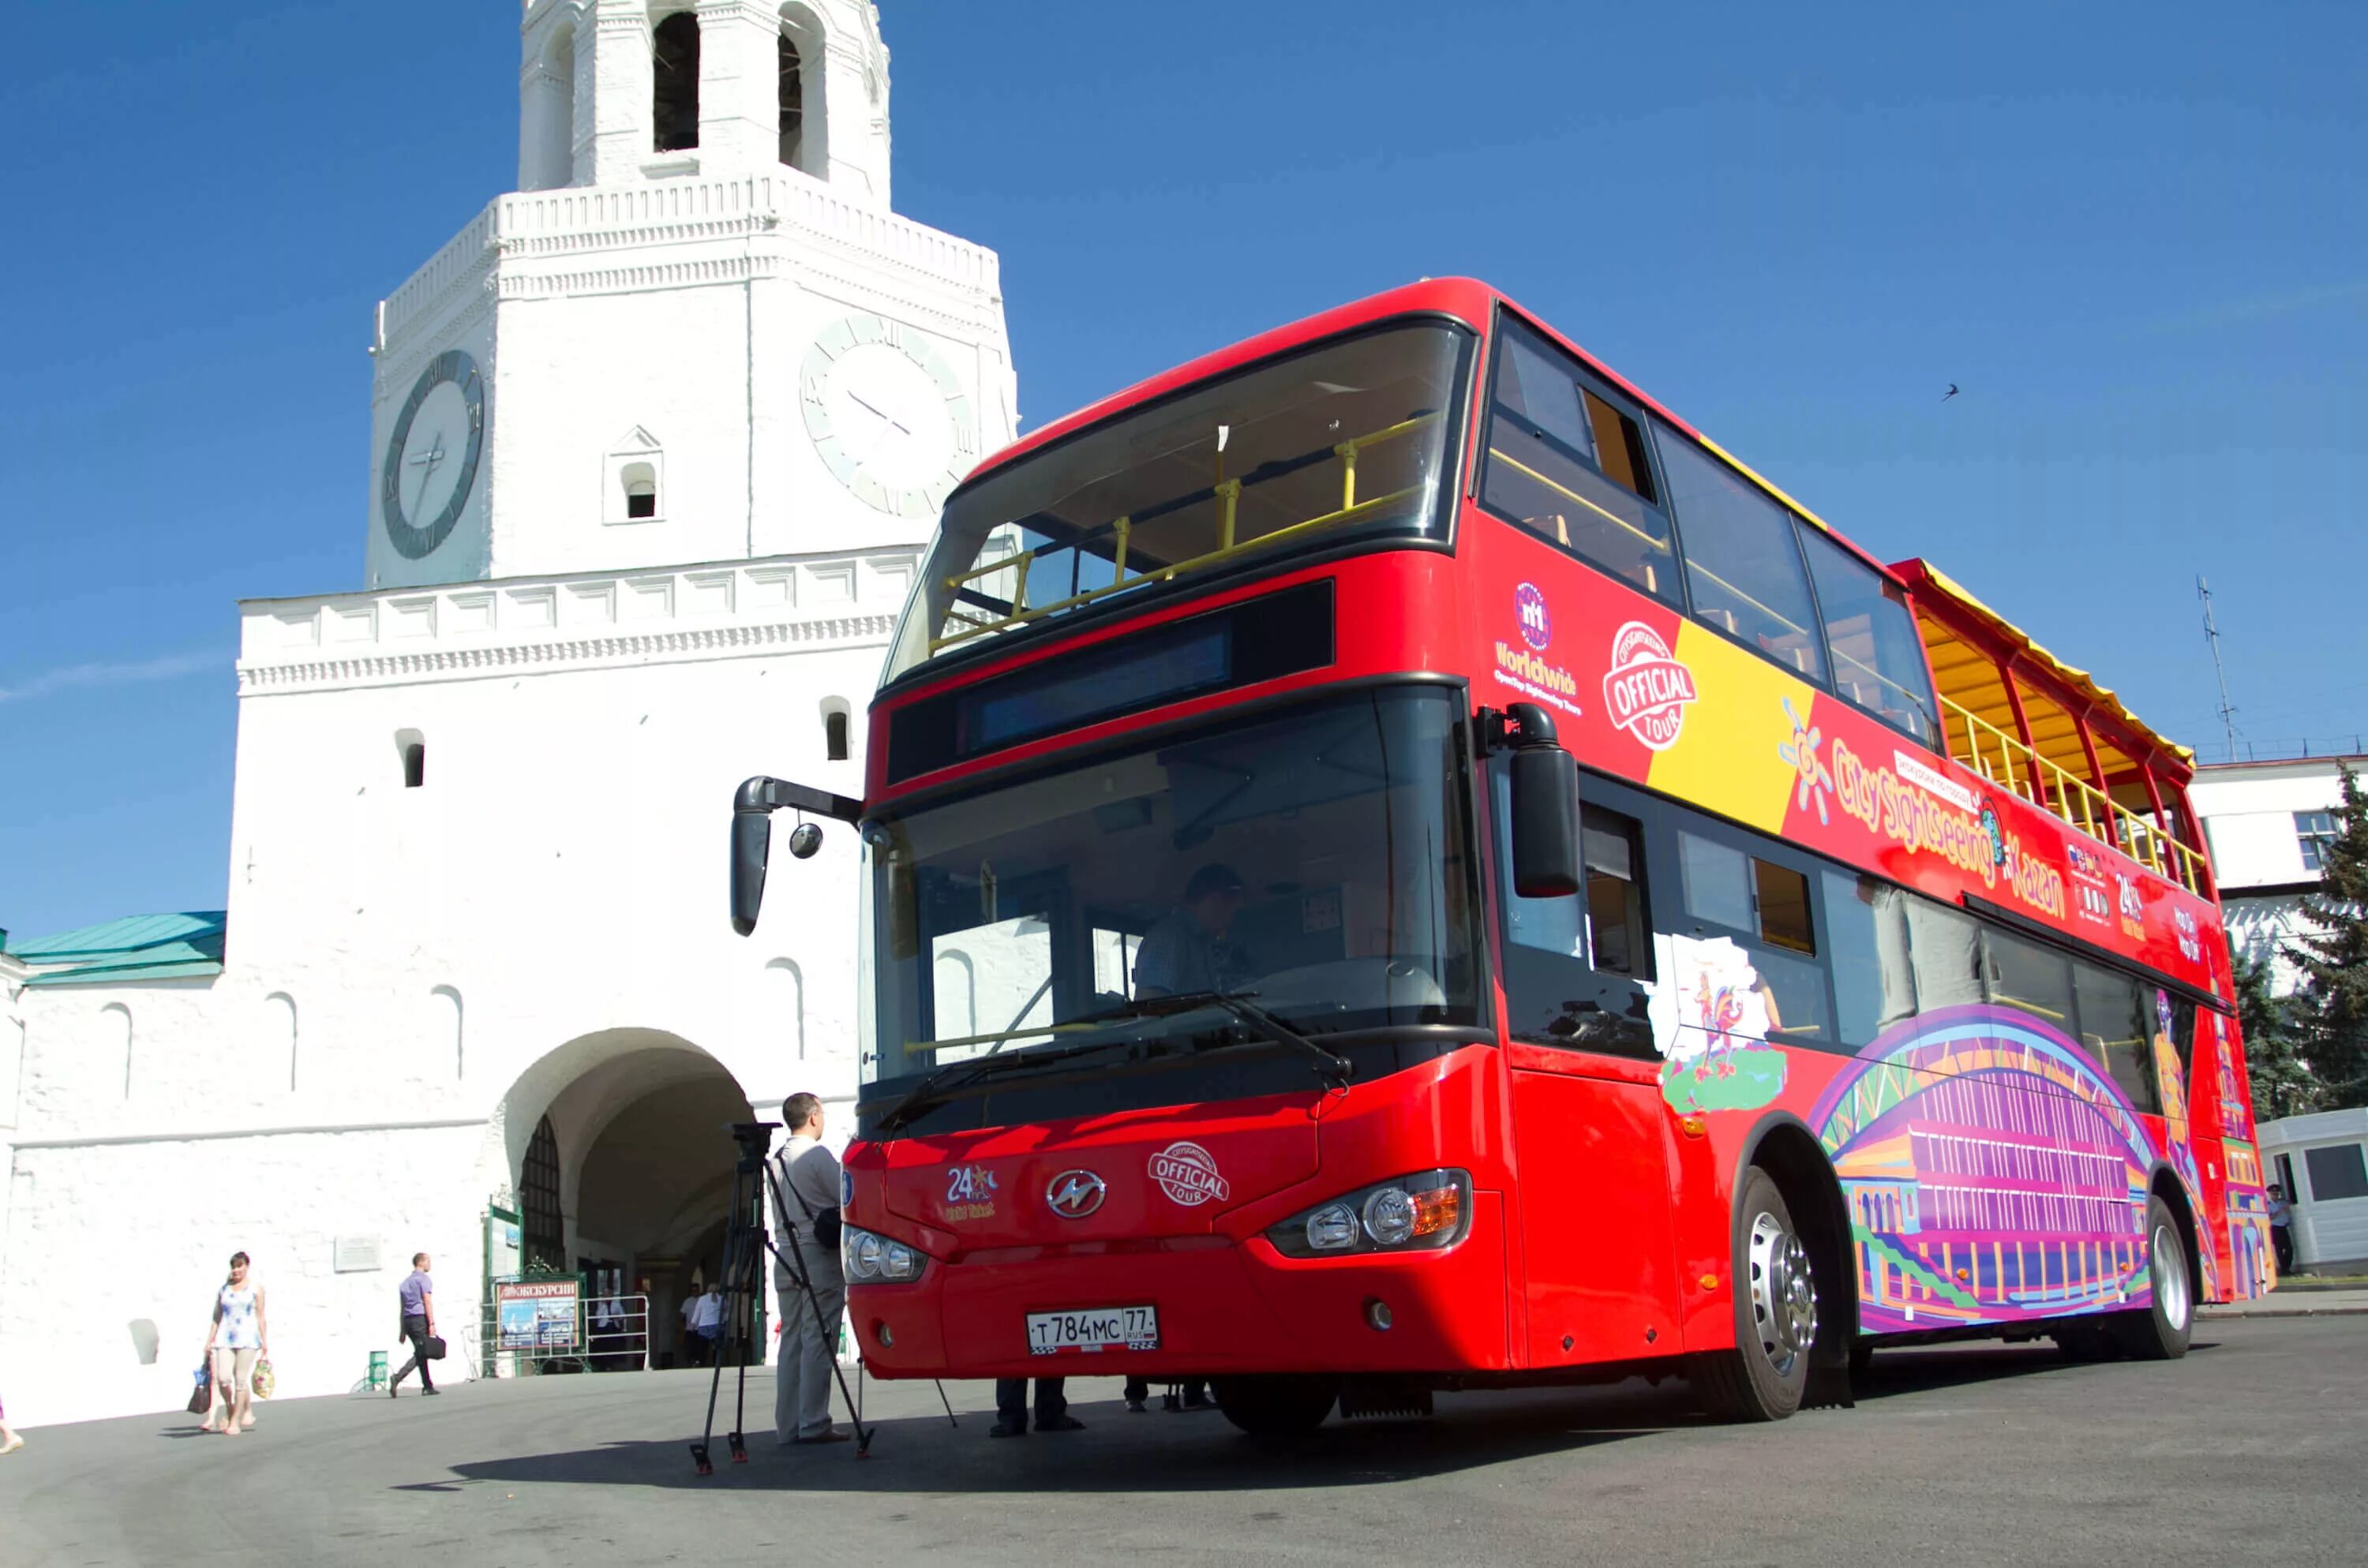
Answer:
top-left (7, 911), bottom-right (227, 986)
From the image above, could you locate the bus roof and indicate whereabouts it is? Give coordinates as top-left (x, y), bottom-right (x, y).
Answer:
top-left (966, 277), bottom-right (2190, 776)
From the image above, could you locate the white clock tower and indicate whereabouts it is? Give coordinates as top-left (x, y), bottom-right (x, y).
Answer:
top-left (366, 0), bottom-right (1017, 589)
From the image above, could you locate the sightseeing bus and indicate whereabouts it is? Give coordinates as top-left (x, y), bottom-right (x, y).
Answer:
top-left (729, 279), bottom-right (2280, 1434)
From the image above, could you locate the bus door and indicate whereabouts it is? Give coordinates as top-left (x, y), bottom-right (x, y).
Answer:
top-left (1491, 766), bottom-right (1681, 1368)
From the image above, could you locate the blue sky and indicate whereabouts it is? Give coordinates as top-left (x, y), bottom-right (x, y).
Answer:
top-left (3, 0), bottom-right (2363, 940)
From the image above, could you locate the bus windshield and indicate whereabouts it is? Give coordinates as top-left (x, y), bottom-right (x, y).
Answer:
top-left (884, 322), bottom-right (1472, 684)
top-left (861, 686), bottom-right (1486, 1102)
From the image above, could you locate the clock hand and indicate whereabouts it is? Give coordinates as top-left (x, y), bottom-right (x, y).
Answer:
top-left (845, 392), bottom-right (912, 437)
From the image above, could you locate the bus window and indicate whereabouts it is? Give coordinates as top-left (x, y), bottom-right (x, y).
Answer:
top-left (1797, 525), bottom-right (1939, 747)
top-left (1982, 927), bottom-right (2075, 1035)
top-left (1481, 324), bottom-right (1680, 605)
top-left (2070, 960), bottom-right (2161, 1113)
top-left (1674, 829), bottom-right (1830, 1045)
top-left (1905, 899), bottom-right (1983, 1007)
top-left (1582, 806), bottom-right (1651, 979)
top-left (1655, 428), bottom-right (1826, 682)
top-left (1823, 870), bottom-right (1917, 1047)
top-left (1495, 772), bottom-right (1654, 1057)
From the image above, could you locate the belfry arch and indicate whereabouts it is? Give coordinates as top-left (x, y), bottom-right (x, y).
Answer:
top-left (486, 1028), bottom-right (756, 1368)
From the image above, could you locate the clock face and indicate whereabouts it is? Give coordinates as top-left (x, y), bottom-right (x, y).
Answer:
top-left (800, 314), bottom-right (975, 518)
top-left (381, 349), bottom-right (485, 560)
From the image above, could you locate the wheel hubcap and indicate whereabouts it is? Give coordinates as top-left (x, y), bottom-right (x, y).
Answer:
top-left (2152, 1222), bottom-right (2190, 1330)
top-left (1748, 1209), bottom-right (1818, 1378)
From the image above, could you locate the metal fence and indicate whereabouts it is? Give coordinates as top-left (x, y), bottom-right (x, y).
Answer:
top-left (480, 1290), bottom-right (651, 1376)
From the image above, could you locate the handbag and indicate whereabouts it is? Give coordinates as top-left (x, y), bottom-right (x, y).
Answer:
top-left (424, 1334), bottom-right (448, 1361)
top-left (776, 1151), bottom-right (841, 1249)
top-left (250, 1358), bottom-right (275, 1400)
top-left (187, 1366), bottom-right (214, 1416)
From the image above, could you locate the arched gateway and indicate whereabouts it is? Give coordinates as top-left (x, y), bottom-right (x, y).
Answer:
top-left (484, 1029), bottom-right (759, 1370)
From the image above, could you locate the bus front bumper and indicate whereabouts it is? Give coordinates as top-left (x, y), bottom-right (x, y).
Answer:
top-left (847, 1192), bottom-right (1511, 1380)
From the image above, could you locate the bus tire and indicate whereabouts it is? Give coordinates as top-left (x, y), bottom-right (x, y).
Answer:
top-left (1212, 1375), bottom-right (1337, 1438)
top-left (2112, 1192), bottom-right (2194, 1361)
top-left (1690, 1167), bottom-right (1815, 1423)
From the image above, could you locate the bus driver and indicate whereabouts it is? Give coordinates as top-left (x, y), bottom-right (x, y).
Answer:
top-left (1133, 864), bottom-right (1251, 997)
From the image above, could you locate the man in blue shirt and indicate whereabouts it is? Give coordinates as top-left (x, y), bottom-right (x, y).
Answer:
top-left (389, 1252), bottom-right (440, 1397)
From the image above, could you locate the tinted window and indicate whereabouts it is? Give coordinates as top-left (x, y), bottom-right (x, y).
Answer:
top-left (1905, 900), bottom-right (1984, 1009)
top-left (2070, 961), bottom-right (2155, 1110)
top-left (1655, 428), bottom-right (1826, 680)
top-left (1797, 525), bottom-right (1938, 746)
top-left (1679, 832), bottom-right (1754, 931)
top-left (1583, 806), bottom-right (1652, 979)
top-left (1984, 928), bottom-right (2077, 1034)
top-left (1824, 870), bottom-right (1918, 1046)
top-left (2305, 1143), bottom-right (2368, 1202)
top-left (1493, 771), bottom-right (1654, 1057)
top-left (1482, 325), bottom-right (1680, 606)
top-left (1675, 829), bottom-right (1830, 1046)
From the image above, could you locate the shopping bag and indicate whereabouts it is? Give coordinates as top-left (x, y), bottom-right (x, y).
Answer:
top-left (250, 1358), bottom-right (275, 1400)
top-left (187, 1367), bottom-right (213, 1416)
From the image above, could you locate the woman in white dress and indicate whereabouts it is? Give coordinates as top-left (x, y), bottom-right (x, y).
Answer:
top-left (200, 1251), bottom-right (269, 1435)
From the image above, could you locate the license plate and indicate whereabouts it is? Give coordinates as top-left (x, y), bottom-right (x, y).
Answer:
top-left (1025, 1305), bottom-right (1159, 1355)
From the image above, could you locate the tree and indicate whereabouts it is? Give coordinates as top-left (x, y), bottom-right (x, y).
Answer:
top-left (2231, 949), bottom-right (2320, 1119)
top-left (2284, 765), bottom-right (2368, 1107)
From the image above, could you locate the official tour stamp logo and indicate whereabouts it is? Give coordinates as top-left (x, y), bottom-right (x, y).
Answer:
top-left (1515, 582), bottom-right (1553, 650)
top-left (1148, 1140), bottom-right (1230, 1207)
top-left (1602, 621), bottom-right (1698, 752)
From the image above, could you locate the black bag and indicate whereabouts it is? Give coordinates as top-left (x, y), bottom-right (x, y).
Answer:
top-left (424, 1334), bottom-right (448, 1361)
top-left (777, 1152), bottom-right (842, 1249)
top-left (187, 1367), bottom-right (214, 1416)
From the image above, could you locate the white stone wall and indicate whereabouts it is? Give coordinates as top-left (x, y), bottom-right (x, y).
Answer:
top-left (2, 552), bottom-right (897, 1426)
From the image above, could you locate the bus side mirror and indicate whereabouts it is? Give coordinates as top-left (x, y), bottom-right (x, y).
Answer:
top-left (729, 776), bottom-right (866, 937)
top-left (730, 808), bottom-right (773, 937)
top-left (1510, 747), bottom-right (1582, 897)
top-left (1497, 702), bottom-right (1580, 899)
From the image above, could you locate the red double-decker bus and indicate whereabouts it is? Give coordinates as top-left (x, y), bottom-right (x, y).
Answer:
top-left (729, 279), bottom-right (2278, 1433)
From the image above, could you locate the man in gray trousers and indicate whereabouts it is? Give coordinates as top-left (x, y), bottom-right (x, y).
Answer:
top-left (770, 1093), bottom-right (848, 1445)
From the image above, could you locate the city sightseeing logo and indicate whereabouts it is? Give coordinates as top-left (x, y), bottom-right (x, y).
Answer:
top-left (1602, 622), bottom-right (1699, 752)
top-left (1148, 1140), bottom-right (1231, 1207)
top-left (1515, 582), bottom-right (1553, 650)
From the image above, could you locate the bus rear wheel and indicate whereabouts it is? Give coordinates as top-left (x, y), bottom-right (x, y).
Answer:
top-left (1212, 1375), bottom-right (1338, 1437)
top-left (2112, 1193), bottom-right (2194, 1361)
top-left (1689, 1167), bottom-right (1815, 1422)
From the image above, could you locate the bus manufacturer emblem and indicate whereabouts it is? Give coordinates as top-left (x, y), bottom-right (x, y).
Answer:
top-left (1045, 1169), bottom-right (1106, 1219)
top-left (1602, 622), bottom-right (1698, 752)
top-left (1148, 1141), bottom-right (1231, 1207)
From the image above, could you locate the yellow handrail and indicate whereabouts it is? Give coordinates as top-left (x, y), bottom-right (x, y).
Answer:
top-left (1937, 694), bottom-right (2209, 896)
top-left (929, 411), bottom-right (1441, 653)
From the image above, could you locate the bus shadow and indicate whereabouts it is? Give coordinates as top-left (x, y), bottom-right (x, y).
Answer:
top-left (433, 1379), bottom-right (1705, 1495)
top-left (1852, 1337), bottom-right (2222, 1401)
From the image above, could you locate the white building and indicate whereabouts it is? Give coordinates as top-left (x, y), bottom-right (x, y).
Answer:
top-left (0, 0), bottom-right (1014, 1428)
top-left (2190, 754), bottom-right (2366, 993)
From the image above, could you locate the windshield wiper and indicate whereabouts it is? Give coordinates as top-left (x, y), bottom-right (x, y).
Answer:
top-left (875, 1034), bottom-right (1156, 1133)
top-left (1081, 990), bottom-right (1353, 1088)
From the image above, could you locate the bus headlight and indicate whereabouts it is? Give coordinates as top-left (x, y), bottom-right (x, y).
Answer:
top-left (1267, 1169), bottom-right (1471, 1259)
top-left (841, 1226), bottom-right (926, 1282)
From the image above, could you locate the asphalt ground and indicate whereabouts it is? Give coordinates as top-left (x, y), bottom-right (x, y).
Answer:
top-left (6, 1316), bottom-right (2362, 1567)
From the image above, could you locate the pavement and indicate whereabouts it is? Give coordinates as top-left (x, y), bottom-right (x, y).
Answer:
top-left (6, 1316), bottom-right (2366, 1567)
top-left (2201, 1286), bottom-right (2368, 1316)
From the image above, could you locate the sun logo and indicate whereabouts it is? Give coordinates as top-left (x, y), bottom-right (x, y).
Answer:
top-left (1776, 696), bottom-right (1833, 825)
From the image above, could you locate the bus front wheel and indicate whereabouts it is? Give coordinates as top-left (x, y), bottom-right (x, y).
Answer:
top-left (2112, 1193), bottom-right (2194, 1361)
top-left (1690, 1167), bottom-right (1815, 1422)
top-left (1212, 1375), bottom-right (1338, 1437)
